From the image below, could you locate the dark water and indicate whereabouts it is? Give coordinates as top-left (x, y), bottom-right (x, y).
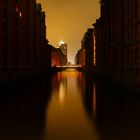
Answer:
top-left (0, 70), bottom-right (140, 140)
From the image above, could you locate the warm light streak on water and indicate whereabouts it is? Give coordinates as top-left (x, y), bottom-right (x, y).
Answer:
top-left (45, 71), bottom-right (100, 140)
top-left (0, 71), bottom-right (140, 140)
top-left (59, 82), bottom-right (66, 107)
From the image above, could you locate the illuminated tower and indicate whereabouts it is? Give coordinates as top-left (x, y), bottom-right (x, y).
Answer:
top-left (59, 41), bottom-right (67, 56)
top-left (59, 41), bottom-right (68, 65)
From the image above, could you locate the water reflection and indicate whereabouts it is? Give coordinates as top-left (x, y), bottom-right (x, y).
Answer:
top-left (99, 81), bottom-right (140, 140)
top-left (45, 71), bottom-right (99, 140)
top-left (59, 81), bottom-right (66, 107)
top-left (0, 71), bottom-right (140, 140)
top-left (0, 76), bottom-right (51, 140)
top-left (84, 77), bottom-right (140, 140)
top-left (83, 74), bottom-right (95, 118)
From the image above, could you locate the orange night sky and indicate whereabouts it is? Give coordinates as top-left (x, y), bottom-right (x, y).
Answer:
top-left (37, 0), bottom-right (100, 63)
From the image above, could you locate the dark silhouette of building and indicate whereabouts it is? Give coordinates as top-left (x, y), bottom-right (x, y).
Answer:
top-left (93, 0), bottom-right (140, 92)
top-left (35, 4), bottom-right (51, 73)
top-left (81, 28), bottom-right (94, 72)
top-left (0, 0), bottom-right (51, 81)
top-left (35, 3), bottom-right (42, 71)
top-left (75, 28), bottom-right (96, 72)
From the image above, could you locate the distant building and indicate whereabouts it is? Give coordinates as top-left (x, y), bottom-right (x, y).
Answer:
top-left (75, 48), bottom-right (85, 67)
top-left (81, 28), bottom-right (94, 72)
top-left (75, 28), bottom-right (95, 71)
top-left (59, 41), bottom-right (68, 65)
top-left (50, 45), bottom-right (67, 67)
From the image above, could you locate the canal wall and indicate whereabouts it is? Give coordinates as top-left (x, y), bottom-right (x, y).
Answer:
top-left (93, 69), bottom-right (140, 94)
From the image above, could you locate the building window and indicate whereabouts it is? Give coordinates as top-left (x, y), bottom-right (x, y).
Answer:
top-left (16, 0), bottom-right (20, 4)
top-left (4, 35), bottom-right (7, 46)
top-left (4, 0), bottom-right (7, 6)
top-left (15, 16), bottom-right (19, 27)
top-left (134, 48), bottom-right (139, 64)
top-left (126, 49), bottom-right (130, 65)
top-left (121, 51), bottom-right (124, 74)
top-left (3, 50), bottom-right (8, 67)
top-left (4, 7), bottom-right (8, 19)
top-left (4, 24), bottom-right (7, 35)
top-left (3, 35), bottom-right (8, 67)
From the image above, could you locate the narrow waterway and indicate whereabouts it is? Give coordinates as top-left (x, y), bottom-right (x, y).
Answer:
top-left (0, 70), bottom-right (140, 140)
top-left (45, 70), bottom-right (99, 140)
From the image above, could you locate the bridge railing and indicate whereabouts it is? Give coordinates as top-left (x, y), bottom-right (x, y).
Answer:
top-left (51, 65), bottom-right (83, 71)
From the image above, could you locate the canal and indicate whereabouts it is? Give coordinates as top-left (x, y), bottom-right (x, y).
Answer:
top-left (0, 69), bottom-right (140, 140)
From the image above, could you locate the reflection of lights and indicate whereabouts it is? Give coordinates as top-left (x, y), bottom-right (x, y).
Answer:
top-left (59, 82), bottom-right (66, 107)
top-left (61, 71), bottom-right (79, 78)
top-left (57, 72), bottom-right (62, 81)
top-left (78, 72), bottom-right (82, 79)
top-left (93, 83), bottom-right (96, 117)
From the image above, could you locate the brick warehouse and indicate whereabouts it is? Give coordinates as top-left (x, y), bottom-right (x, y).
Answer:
top-left (93, 0), bottom-right (140, 92)
top-left (75, 48), bottom-right (85, 68)
top-left (51, 45), bottom-right (67, 67)
top-left (75, 28), bottom-right (95, 72)
top-left (0, 0), bottom-right (51, 81)
top-left (35, 4), bottom-right (51, 73)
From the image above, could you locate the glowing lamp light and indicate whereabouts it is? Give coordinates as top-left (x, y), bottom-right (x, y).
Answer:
top-left (16, 6), bottom-right (22, 17)
top-left (59, 40), bottom-right (65, 46)
top-left (19, 12), bottom-right (22, 17)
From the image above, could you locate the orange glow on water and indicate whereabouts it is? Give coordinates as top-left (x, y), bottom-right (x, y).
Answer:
top-left (57, 72), bottom-right (62, 80)
top-left (59, 82), bottom-right (66, 107)
top-left (60, 70), bottom-right (80, 78)
top-left (46, 71), bottom-right (99, 140)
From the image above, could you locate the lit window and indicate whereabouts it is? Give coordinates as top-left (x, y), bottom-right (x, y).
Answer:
top-left (19, 12), bottom-right (22, 17)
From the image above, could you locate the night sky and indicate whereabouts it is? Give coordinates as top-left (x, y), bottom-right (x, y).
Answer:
top-left (37, 0), bottom-right (100, 63)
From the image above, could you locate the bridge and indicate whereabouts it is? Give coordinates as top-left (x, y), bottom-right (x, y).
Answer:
top-left (51, 65), bottom-right (83, 71)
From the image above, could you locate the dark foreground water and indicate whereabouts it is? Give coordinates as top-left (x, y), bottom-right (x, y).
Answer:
top-left (0, 70), bottom-right (140, 140)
